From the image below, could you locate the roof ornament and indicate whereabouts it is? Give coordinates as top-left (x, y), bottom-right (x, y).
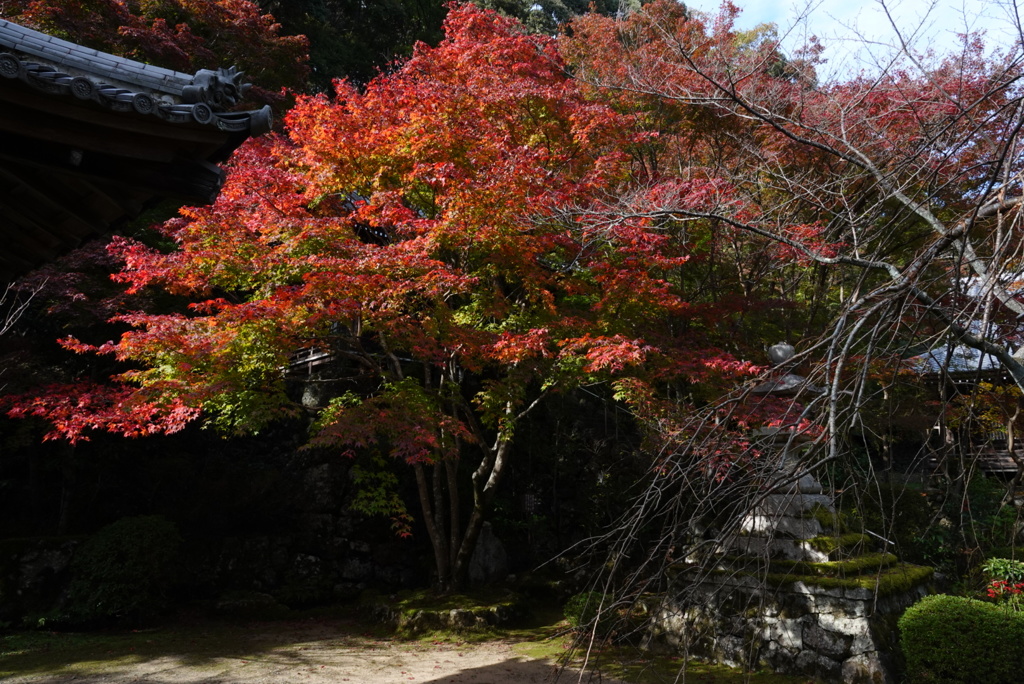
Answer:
top-left (0, 19), bottom-right (270, 134)
top-left (181, 66), bottom-right (251, 111)
top-left (0, 18), bottom-right (277, 278)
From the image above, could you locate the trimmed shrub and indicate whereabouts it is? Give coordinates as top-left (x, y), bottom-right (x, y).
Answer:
top-left (899, 594), bottom-right (1024, 683)
top-left (564, 591), bottom-right (612, 634)
top-left (64, 515), bottom-right (182, 626)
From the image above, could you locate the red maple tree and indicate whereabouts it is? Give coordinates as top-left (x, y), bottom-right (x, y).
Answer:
top-left (7, 5), bottom-right (766, 590)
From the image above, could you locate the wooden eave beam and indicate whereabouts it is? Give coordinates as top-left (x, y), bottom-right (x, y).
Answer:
top-left (0, 164), bottom-right (103, 238)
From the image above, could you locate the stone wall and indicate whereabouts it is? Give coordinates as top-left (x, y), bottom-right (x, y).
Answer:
top-left (0, 537), bottom-right (80, 624)
top-left (645, 438), bottom-right (934, 684)
top-left (0, 459), bottom-right (424, 625)
top-left (647, 568), bottom-right (931, 683)
top-left (189, 461), bottom-right (422, 606)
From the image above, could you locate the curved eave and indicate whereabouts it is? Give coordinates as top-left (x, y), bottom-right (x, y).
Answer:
top-left (0, 19), bottom-right (272, 282)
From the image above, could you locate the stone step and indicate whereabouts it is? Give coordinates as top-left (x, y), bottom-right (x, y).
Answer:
top-left (719, 532), bottom-right (871, 563)
top-left (754, 493), bottom-right (835, 517)
top-left (773, 473), bottom-right (824, 495)
top-left (740, 514), bottom-right (823, 539)
top-left (764, 552), bottom-right (898, 579)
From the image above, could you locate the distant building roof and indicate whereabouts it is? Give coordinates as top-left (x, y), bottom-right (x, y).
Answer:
top-left (958, 272), bottom-right (1024, 299)
top-left (908, 343), bottom-right (1004, 376)
top-left (0, 19), bottom-right (273, 281)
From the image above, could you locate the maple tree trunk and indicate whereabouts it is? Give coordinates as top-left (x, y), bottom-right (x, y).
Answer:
top-left (56, 442), bottom-right (75, 536)
top-left (445, 459), bottom-right (460, 572)
top-left (432, 464), bottom-right (445, 546)
top-left (414, 459), bottom-right (473, 592)
top-left (413, 462), bottom-right (451, 590)
top-left (450, 437), bottom-right (513, 592)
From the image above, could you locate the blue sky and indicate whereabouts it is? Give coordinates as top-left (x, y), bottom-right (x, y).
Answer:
top-left (682, 0), bottom-right (1021, 77)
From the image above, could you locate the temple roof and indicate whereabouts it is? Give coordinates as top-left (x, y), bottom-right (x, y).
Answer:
top-left (0, 19), bottom-right (272, 282)
top-left (908, 342), bottom-right (1004, 376)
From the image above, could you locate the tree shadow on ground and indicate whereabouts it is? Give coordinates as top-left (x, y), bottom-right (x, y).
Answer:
top-left (1, 657), bottom-right (594, 684)
top-left (0, 614), bottom-right (591, 684)
top-left (1, 612), bottom-right (814, 684)
top-left (418, 658), bottom-right (624, 684)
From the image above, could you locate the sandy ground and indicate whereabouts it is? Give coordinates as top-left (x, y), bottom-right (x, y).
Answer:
top-left (3, 620), bottom-right (624, 684)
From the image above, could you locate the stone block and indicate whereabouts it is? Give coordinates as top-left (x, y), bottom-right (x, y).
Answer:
top-left (331, 582), bottom-right (362, 601)
top-left (449, 608), bottom-right (479, 629)
top-left (795, 650), bottom-right (842, 681)
top-left (403, 609), bottom-right (445, 632)
top-left (714, 634), bottom-right (746, 668)
top-left (741, 514), bottom-right (823, 539)
top-left (796, 542), bottom-right (832, 562)
top-left (767, 618), bottom-right (803, 650)
top-left (817, 612), bottom-right (872, 638)
top-left (776, 474), bottom-right (825, 495)
top-left (811, 594), bottom-right (870, 618)
top-left (792, 580), bottom-right (873, 601)
top-left (340, 557), bottom-right (373, 581)
top-left (841, 652), bottom-right (893, 684)
top-left (289, 553), bottom-right (322, 579)
top-left (724, 533), bottom-right (840, 561)
top-left (803, 622), bottom-right (853, 658)
top-left (17, 546), bottom-right (74, 594)
top-left (468, 522), bottom-right (507, 585)
top-left (758, 493), bottom-right (835, 517)
top-left (349, 540), bottom-right (371, 554)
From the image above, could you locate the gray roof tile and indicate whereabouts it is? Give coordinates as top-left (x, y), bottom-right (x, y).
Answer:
top-left (0, 18), bottom-right (262, 135)
top-left (1, 19), bottom-right (191, 90)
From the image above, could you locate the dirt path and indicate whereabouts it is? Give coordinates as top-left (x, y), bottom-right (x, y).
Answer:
top-left (3, 620), bottom-right (621, 684)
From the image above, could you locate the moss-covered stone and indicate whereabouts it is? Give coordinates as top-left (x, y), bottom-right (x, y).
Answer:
top-left (682, 555), bottom-right (929, 599)
top-left (363, 588), bottom-right (528, 634)
top-left (766, 562), bottom-right (933, 597)
top-left (806, 533), bottom-right (870, 557)
top-left (804, 504), bottom-right (850, 533)
top-left (769, 553), bottom-right (897, 578)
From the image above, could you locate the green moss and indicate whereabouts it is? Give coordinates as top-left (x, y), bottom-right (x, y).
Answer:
top-left (512, 637), bottom-right (566, 661)
top-left (569, 643), bottom-right (822, 684)
top-left (711, 552), bottom-right (896, 578)
top-left (563, 591), bottom-right (613, 633)
top-left (870, 563), bottom-right (934, 596)
top-left (361, 588), bottom-right (528, 636)
top-left (770, 553), bottom-right (897, 578)
top-left (767, 562), bottom-right (933, 597)
top-left (806, 533), bottom-right (870, 556)
top-left (386, 588), bottom-right (522, 615)
top-left (805, 504), bottom-right (849, 533)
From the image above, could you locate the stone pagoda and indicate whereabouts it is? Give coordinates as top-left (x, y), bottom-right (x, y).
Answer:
top-left (645, 344), bottom-right (933, 683)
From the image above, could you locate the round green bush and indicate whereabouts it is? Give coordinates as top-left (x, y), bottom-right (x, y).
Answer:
top-left (65, 515), bottom-right (182, 625)
top-left (564, 591), bottom-right (611, 633)
top-left (899, 594), bottom-right (1024, 683)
